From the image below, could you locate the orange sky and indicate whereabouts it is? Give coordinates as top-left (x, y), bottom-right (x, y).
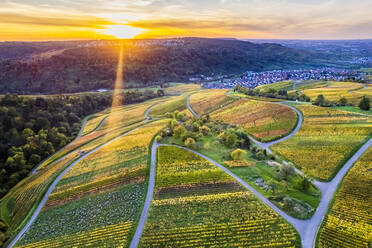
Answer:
top-left (0, 0), bottom-right (371, 41)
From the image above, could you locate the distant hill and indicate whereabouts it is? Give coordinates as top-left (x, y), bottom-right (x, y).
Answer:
top-left (0, 38), bottom-right (317, 94)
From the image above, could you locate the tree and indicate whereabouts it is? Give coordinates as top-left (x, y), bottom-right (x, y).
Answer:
top-left (278, 164), bottom-right (295, 191)
top-left (315, 94), bottom-right (326, 106)
top-left (222, 132), bottom-right (238, 147)
top-left (155, 135), bottom-right (162, 142)
top-left (358, 96), bottom-right (370, 111)
top-left (300, 176), bottom-right (312, 192)
top-left (157, 89), bottom-right (165, 97)
top-left (200, 126), bottom-right (211, 136)
top-left (339, 97), bottom-right (348, 106)
top-left (184, 137), bottom-right (196, 149)
top-left (231, 149), bottom-right (247, 160)
top-left (174, 126), bottom-right (187, 139)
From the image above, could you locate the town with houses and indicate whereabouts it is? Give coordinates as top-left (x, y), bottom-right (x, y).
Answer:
top-left (199, 68), bottom-right (371, 89)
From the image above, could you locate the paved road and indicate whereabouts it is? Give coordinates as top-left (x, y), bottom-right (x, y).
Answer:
top-left (144, 104), bottom-right (159, 120)
top-left (8, 127), bottom-right (145, 248)
top-left (129, 141), bottom-right (158, 248)
top-left (187, 94), bottom-right (198, 117)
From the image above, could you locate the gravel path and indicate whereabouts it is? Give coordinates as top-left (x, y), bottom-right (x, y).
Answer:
top-left (8, 126), bottom-right (145, 248)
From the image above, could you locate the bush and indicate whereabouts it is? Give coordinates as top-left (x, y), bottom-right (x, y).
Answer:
top-left (231, 149), bottom-right (247, 160)
top-left (155, 135), bottom-right (163, 142)
top-left (173, 126), bottom-right (187, 139)
top-left (339, 97), bottom-right (348, 106)
top-left (184, 138), bottom-right (196, 149)
top-left (255, 151), bottom-right (266, 160)
top-left (200, 126), bottom-right (211, 136)
top-left (299, 176), bottom-right (312, 192)
top-left (203, 142), bottom-right (211, 151)
top-left (358, 96), bottom-right (370, 111)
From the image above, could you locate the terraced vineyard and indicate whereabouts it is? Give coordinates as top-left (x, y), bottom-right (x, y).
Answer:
top-left (139, 146), bottom-right (300, 247)
top-left (2, 82), bottom-right (371, 248)
top-left (301, 81), bottom-right (364, 104)
top-left (189, 89), bottom-right (237, 115)
top-left (14, 120), bottom-right (168, 248)
top-left (317, 146), bottom-right (372, 248)
top-left (271, 104), bottom-right (372, 180)
top-left (190, 90), bottom-right (298, 142)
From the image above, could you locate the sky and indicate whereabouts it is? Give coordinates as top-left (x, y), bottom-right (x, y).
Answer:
top-left (0, 0), bottom-right (371, 41)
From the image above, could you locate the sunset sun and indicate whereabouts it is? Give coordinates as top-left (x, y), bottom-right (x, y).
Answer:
top-left (102, 24), bottom-right (145, 39)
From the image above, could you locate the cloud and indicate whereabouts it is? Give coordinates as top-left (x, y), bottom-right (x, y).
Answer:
top-left (0, 12), bottom-right (114, 28)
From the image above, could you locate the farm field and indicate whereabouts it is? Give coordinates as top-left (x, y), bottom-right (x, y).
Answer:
top-left (271, 104), bottom-right (372, 181)
top-left (148, 83), bottom-right (200, 117)
top-left (14, 120), bottom-right (168, 247)
top-left (139, 146), bottom-right (300, 247)
top-left (316, 146), bottom-right (372, 248)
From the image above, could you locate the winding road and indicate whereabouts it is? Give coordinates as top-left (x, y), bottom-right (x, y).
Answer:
top-left (144, 103), bottom-right (160, 120)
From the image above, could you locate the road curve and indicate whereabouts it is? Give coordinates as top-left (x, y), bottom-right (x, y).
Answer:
top-left (250, 103), bottom-right (304, 153)
top-left (90, 115), bottom-right (109, 133)
top-left (144, 104), bottom-right (159, 120)
top-left (186, 94), bottom-right (198, 117)
top-left (8, 127), bottom-right (145, 248)
top-left (129, 141), bottom-right (158, 248)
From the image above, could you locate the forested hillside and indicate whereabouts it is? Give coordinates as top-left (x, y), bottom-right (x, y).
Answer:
top-left (0, 38), bottom-right (315, 94)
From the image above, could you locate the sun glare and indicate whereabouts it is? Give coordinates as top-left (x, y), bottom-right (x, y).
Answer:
top-left (103, 25), bottom-right (145, 39)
